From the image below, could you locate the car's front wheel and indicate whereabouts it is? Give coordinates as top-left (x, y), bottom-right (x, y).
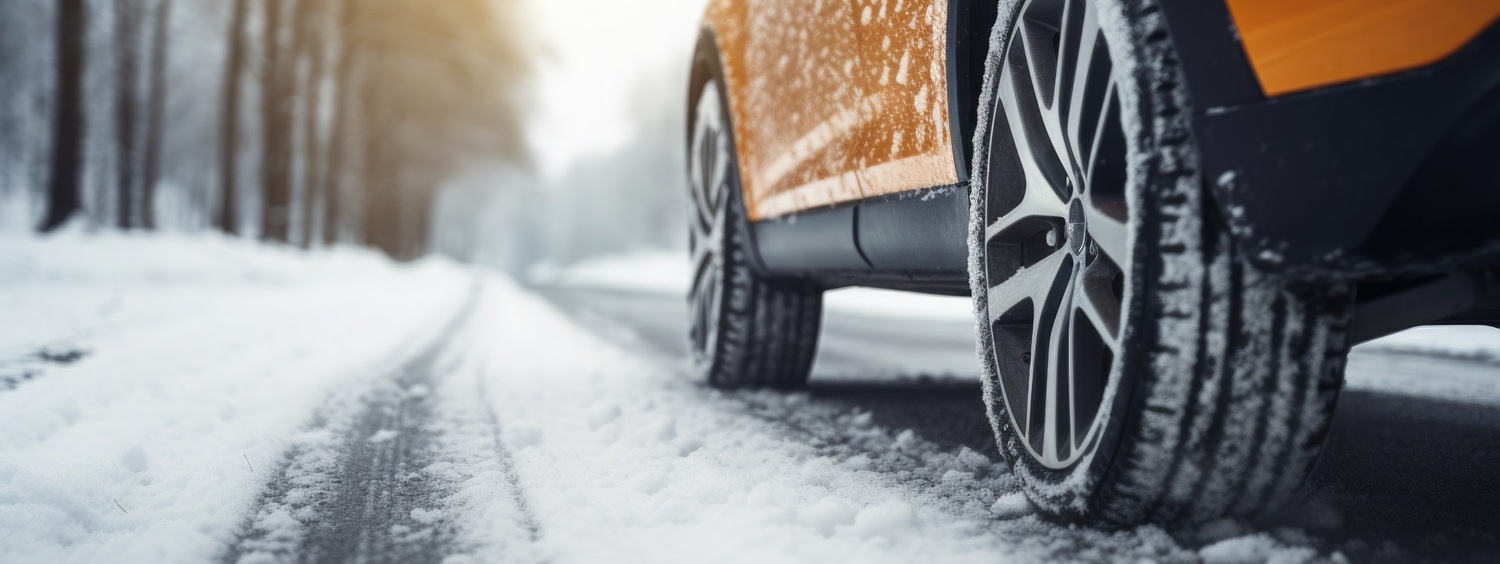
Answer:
top-left (687, 48), bottom-right (823, 390)
top-left (970, 0), bottom-right (1355, 525)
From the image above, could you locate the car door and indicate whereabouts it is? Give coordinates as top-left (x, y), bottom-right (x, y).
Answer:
top-left (852, 0), bottom-right (960, 197)
top-left (730, 0), bottom-right (866, 221)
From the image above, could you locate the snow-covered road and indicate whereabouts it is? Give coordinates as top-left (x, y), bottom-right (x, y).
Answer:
top-left (536, 283), bottom-right (1500, 562)
top-left (2, 236), bottom-right (1498, 563)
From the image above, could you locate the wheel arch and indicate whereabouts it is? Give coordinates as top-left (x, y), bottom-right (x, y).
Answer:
top-left (946, 0), bottom-right (1005, 184)
top-left (688, 24), bottom-right (775, 276)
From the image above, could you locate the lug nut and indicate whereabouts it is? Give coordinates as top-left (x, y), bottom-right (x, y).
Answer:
top-left (1021, 352), bottom-right (1032, 364)
top-left (1045, 228), bottom-right (1058, 247)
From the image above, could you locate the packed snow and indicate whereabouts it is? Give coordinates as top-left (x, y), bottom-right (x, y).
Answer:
top-left (1, 236), bottom-right (1494, 563)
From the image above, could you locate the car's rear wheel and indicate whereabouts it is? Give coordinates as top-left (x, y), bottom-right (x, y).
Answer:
top-left (687, 57), bottom-right (823, 389)
top-left (970, 0), bottom-right (1355, 525)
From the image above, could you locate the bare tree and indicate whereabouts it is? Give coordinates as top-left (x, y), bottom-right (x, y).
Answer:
top-left (293, 0), bottom-right (326, 248)
top-left (259, 0), bottom-right (296, 243)
top-left (321, 0), bottom-right (358, 247)
top-left (138, 0), bottom-right (173, 230)
top-left (113, 0), bottom-right (142, 228)
top-left (39, 0), bottom-right (88, 233)
top-left (217, 0), bottom-right (249, 235)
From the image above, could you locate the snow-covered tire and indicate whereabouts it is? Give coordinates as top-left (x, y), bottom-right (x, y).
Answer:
top-left (967, 0), bottom-right (1355, 526)
top-left (687, 39), bottom-right (823, 390)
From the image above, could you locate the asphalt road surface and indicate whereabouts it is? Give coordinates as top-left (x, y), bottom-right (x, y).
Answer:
top-left (535, 284), bottom-right (1500, 562)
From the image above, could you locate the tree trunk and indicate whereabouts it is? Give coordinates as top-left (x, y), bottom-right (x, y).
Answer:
top-left (322, 0), bottom-right (357, 246)
top-left (360, 146), bottom-right (397, 257)
top-left (359, 85), bottom-right (399, 258)
top-left (405, 188), bottom-right (433, 261)
top-left (294, 0), bottom-right (324, 248)
top-left (259, 0), bottom-right (295, 243)
top-left (39, 0), bottom-right (87, 233)
top-left (114, 0), bottom-right (140, 229)
top-left (140, 0), bottom-right (173, 230)
top-left (218, 0), bottom-right (249, 235)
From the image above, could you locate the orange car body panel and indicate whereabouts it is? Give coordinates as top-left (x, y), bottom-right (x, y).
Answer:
top-left (1226, 0), bottom-right (1500, 96)
top-left (704, 0), bottom-right (958, 221)
top-left (708, 0), bottom-right (1498, 218)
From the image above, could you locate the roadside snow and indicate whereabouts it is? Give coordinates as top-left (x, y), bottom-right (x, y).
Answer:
top-left (540, 251), bottom-right (973, 321)
top-left (0, 233), bottom-right (473, 563)
top-left (1356, 325), bottom-right (1500, 362)
top-left (530, 251), bottom-right (689, 293)
top-left (1345, 327), bottom-right (1500, 405)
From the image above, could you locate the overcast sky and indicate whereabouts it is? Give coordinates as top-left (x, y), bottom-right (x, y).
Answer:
top-left (522, 0), bottom-right (710, 180)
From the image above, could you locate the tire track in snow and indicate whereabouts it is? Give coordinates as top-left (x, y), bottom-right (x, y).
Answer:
top-left (473, 368), bottom-right (544, 540)
top-left (223, 282), bottom-right (539, 563)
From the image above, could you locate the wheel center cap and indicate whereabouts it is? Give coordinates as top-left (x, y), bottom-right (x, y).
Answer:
top-left (1066, 199), bottom-right (1087, 258)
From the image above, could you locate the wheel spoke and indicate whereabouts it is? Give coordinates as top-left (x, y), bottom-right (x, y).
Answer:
top-left (689, 248), bottom-right (712, 302)
top-left (1075, 257), bottom-right (1121, 347)
top-left (1018, 13), bottom-right (1059, 111)
top-left (1067, 307), bottom-right (1081, 451)
top-left (1021, 5), bottom-right (1075, 192)
top-left (1084, 201), bottom-right (1128, 265)
top-left (703, 134), bottom-right (726, 228)
top-left (1063, 2), bottom-right (1103, 169)
top-left (1002, 40), bottom-right (1070, 195)
top-left (988, 249), bottom-right (1070, 324)
top-left (1083, 81), bottom-right (1118, 181)
top-left (690, 143), bottom-right (715, 231)
top-left (1039, 267), bottom-right (1076, 463)
top-left (985, 174), bottom-right (1069, 242)
top-left (690, 232), bottom-right (713, 285)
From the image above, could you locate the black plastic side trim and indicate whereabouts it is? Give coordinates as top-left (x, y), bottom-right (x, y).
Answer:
top-left (812, 270), bottom-right (971, 296)
top-left (857, 183), bottom-right (971, 271)
top-left (1351, 270), bottom-right (1500, 343)
top-left (754, 205), bottom-right (871, 273)
top-left (1194, 23), bottom-right (1500, 276)
top-left (752, 184), bottom-right (972, 295)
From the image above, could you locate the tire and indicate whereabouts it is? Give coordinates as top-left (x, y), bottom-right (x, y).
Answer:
top-left (687, 40), bottom-right (823, 390)
top-left (967, 0), bottom-right (1355, 526)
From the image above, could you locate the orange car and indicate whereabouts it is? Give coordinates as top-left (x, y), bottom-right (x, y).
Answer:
top-left (684, 0), bottom-right (1500, 525)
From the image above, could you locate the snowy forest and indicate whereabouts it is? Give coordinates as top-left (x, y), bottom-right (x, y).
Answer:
top-left (0, 0), bottom-right (533, 260)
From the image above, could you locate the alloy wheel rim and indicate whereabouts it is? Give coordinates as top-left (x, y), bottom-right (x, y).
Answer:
top-left (689, 83), bottom-right (730, 366)
top-left (984, 0), bottom-right (1130, 470)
